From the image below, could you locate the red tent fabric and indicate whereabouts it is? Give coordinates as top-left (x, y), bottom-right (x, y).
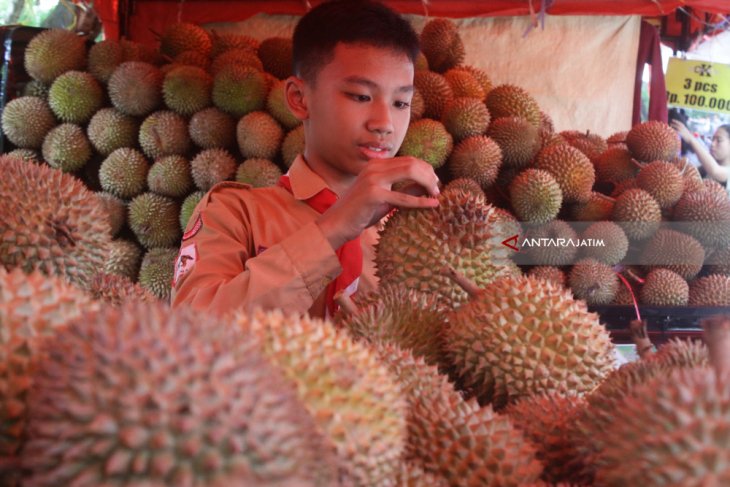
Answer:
top-left (96, 0), bottom-right (729, 44)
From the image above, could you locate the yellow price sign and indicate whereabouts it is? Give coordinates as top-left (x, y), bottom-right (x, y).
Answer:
top-left (666, 58), bottom-right (730, 114)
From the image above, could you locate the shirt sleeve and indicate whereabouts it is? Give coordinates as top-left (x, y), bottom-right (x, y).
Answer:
top-left (170, 183), bottom-right (342, 317)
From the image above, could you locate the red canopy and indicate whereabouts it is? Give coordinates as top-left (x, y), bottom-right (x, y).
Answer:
top-left (96, 0), bottom-right (729, 44)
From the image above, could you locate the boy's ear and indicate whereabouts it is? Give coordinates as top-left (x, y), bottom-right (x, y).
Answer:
top-left (285, 76), bottom-right (309, 121)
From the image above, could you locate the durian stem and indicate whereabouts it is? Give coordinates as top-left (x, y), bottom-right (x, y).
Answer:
top-left (702, 315), bottom-right (730, 376)
top-left (595, 192), bottom-right (616, 203)
top-left (624, 268), bottom-right (645, 284)
top-left (443, 265), bottom-right (481, 298)
top-left (334, 292), bottom-right (359, 317)
top-left (631, 158), bottom-right (645, 170)
top-left (630, 320), bottom-right (654, 359)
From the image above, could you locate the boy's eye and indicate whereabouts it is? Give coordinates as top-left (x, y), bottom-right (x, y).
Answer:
top-left (347, 93), bottom-right (371, 102)
top-left (394, 100), bottom-right (411, 109)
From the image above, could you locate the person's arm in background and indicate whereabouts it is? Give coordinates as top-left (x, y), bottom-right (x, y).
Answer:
top-left (671, 120), bottom-right (729, 183)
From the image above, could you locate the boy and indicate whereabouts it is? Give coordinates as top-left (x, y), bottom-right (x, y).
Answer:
top-left (171, 0), bottom-right (440, 318)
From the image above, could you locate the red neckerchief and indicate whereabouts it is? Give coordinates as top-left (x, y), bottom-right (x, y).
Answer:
top-left (278, 175), bottom-right (362, 315)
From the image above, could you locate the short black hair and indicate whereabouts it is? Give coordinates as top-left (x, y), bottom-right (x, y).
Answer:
top-left (292, 0), bottom-right (419, 84)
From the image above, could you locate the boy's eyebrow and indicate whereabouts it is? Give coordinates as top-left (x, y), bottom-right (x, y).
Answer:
top-left (343, 75), bottom-right (414, 93)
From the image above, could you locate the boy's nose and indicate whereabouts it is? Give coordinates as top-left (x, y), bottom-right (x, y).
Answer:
top-left (367, 102), bottom-right (394, 135)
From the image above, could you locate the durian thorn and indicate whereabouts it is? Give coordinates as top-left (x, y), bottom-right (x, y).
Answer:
top-left (701, 315), bottom-right (730, 376)
top-left (442, 265), bottom-right (481, 298)
top-left (629, 319), bottom-right (655, 359)
top-left (334, 292), bottom-right (359, 317)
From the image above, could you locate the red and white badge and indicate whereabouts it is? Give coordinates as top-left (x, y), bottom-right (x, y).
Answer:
top-left (173, 243), bottom-right (197, 287)
top-left (182, 215), bottom-right (203, 241)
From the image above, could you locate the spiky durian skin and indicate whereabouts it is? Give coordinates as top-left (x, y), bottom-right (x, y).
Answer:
top-left (104, 239), bottom-right (143, 280)
top-left (108, 62), bottom-right (163, 117)
top-left (534, 144), bottom-right (595, 204)
top-left (688, 274), bottom-right (730, 306)
top-left (570, 192), bottom-right (615, 221)
top-left (236, 111), bottom-right (284, 160)
top-left (0, 158), bottom-right (111, 288)
top-left (139, 110), bottom-right (192, 160)
top-left (443, 68), bottom-right (484, 99)
top-left (397, 462), bottom-right (448, 486)
top-left (487, 116), bottom-right (541, 169)
top-left (1, 96), bottom-right (56, 149)
top-left (509, 168), bottom-right (562, 224)
top-left (22, 302), bottom-right (339, 487)
top-left (486, 84), bottom-right (542, 127)
top-left (266, 80), bottom-right (302, 130)
top-left (568, 258), bottom-right (619, 306)
top-left (162, 65), bottom-right (212, 116)
top-left (128, 193), bottom-right (181, 249)
top-left (24, 29), bottom-right (86, 84)
top-left (99, 148), bottom-right (150, 200)
top-left (335, 284), bottom-right (447, 369)
top-left (505, 393), bottom-right (589, 485)
top-left (527, 266), bottom-right (566, 287)
top-left (236, 158), bottom-right (282, 188)
top-left (88, 272), bottom-right (154, 306)
top-left (420, 18), bottom-right (465, 73)
top-left (88, 39), bottom-right (124, 83)
top-left (448, 135), bottom-right (502, 188)
top-left (444, 177), bottom-right (484, 199)
top-left (235, 310), bottom-right (407, 486)
top-left (414, 71), bottom-right (454, 120)
top-left (212, 65), bottom-right (268, 118)
top-left (580, 221), bottom-right (628, 266)
top-left (560, 130), bottom-right (607, 162)
top-left (41, 123), bottom-right (92, 172)
top-left (282, 125), bottom-right (305, 168)
top-left (707, 247), bottom-right (730, 276)
top-left (441, 97), bottom-right (489, 141)
top-left (137, 247), bottom-right (178, 300)
top-left (639, 268), bottom-right (688, 306)
top-left (636, 160), bottom-right (684, 209)
top-left (210, 32), bottom-right (259, 58)
top-left (7, 149), bottom-right (40, 164)
top-left (573, 339), bottom-right (708, 480)
top-left (22, 80), bottom-right (49, 100)
top-left (147, 155), bottom-right (193, 198)
top-left (611, 188), bottom-right (661, 241)
top-left (376, 188), bottom-right (519, 308)
top-left (398, 118), bottom-right (453, 169)
top-left (447, 275), bottom-right (616, 408)
top-left (524, 220), bottom-right (579, 267)
top-left (640, 229), bottom-right (705, 280)
top-left (180, 191), bottom-right (206, 229)
top-left (87, 108), bottom-right (138, 156)
top-left (188, 107), bottom-right (236, 149)
top-left (211, 48), bottom-right (263, 75)
top-left (96, 192), bottom-right (126, 237)
top-left (0, 269), bottom-right (98, 477)
top-left (174, 50), bottom-right (211, 70)
top-left (592, 367), bottom-right (730, 487)
top-left (673, 191), bottom-right (730, 248)
top-left (258, 37), bottom-right (293, 79)
top-left (626, 120), bottom-right (681, 162)
top-left (377, 345), bottom-right (543, 486)
top-left (191, 148), bottom-right (237, 191)
top-left (594, 146), bottom-right (639, 183)
top-left (160, 22), bottom-right (212, 58)
top-left (47, 71), bottom-right (103, 124)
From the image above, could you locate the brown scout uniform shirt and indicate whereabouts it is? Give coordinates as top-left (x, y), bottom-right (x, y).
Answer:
top-left (170, 154), bottom-right (379, 318)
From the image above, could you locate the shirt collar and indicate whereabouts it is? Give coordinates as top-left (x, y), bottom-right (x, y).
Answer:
top-left (286, 154), bottom-right (332, 200)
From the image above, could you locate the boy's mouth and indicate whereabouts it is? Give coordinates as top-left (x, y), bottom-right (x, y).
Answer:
top-left (359, 143), bottom-right (392, 160)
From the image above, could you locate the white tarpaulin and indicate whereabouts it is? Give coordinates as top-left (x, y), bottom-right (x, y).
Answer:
top-left (208, 13), bottom-right (641, 136)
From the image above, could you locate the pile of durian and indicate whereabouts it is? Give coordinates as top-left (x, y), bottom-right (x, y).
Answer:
top-left (2, 18), bottom-right (730, 487)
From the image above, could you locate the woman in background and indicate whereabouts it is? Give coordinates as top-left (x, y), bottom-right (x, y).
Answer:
top-left (672, 120), bottom-right (730, 191)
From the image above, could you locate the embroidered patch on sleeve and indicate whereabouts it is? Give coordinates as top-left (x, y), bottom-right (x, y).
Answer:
top-left (182, 215), bottom-right (203, 241)
top-left (173, 243), bottom-right (198, 287)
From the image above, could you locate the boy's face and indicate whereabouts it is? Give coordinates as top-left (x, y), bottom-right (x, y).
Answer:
top-left (299, 43), bottom-right (414, 177)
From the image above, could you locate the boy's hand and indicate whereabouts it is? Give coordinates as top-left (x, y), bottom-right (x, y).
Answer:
top-left (316, 156), bottom-right (440, 250)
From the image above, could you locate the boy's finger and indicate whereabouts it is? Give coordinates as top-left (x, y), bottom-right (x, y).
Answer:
top-left (384, 191), bottom-right (439, 209)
